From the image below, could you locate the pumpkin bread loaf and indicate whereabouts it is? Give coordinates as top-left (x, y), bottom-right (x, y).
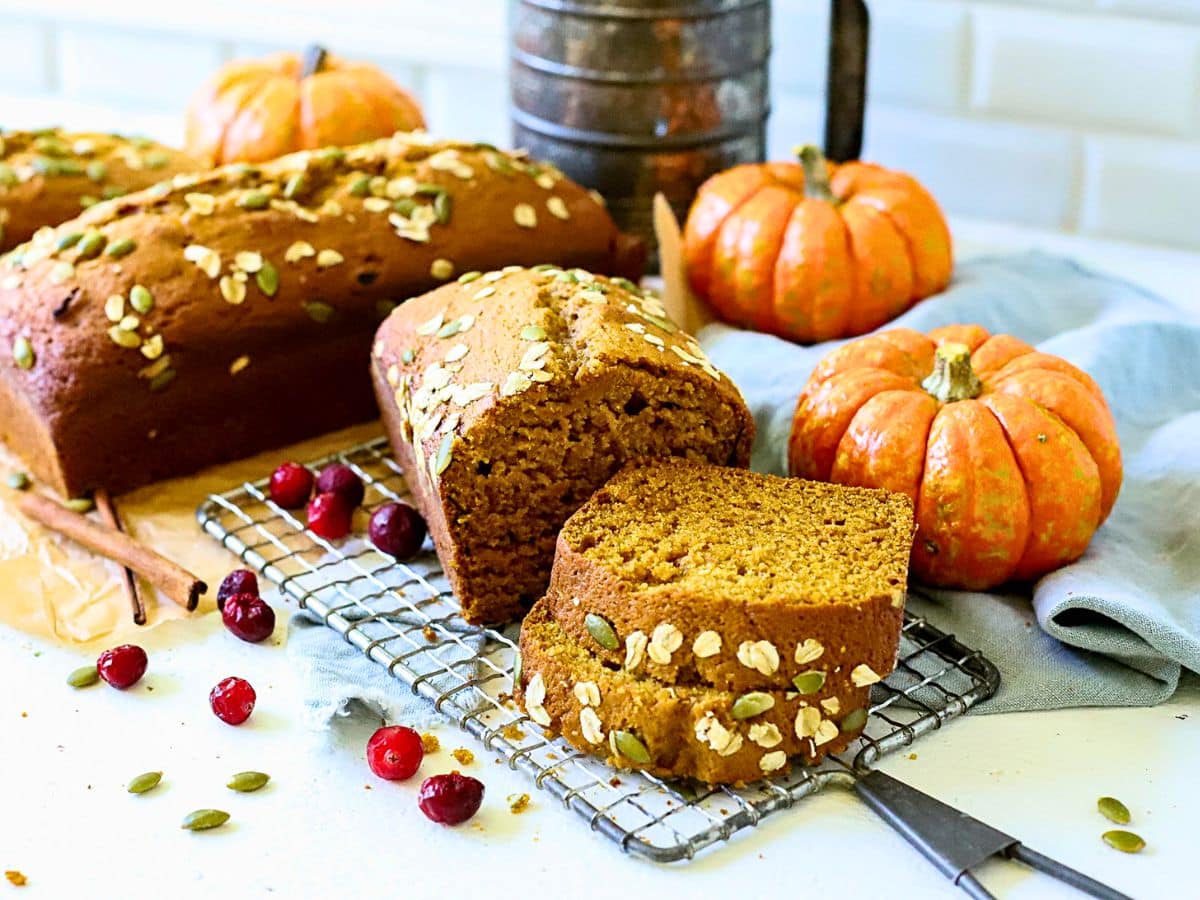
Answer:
top-left (545, 462), bottom-right (913, 692)
top-left (0, 133), bottom-right (640, 497)
top-left (371, 268), bottom-right (754, 625)
top-left (0, 129), bottom-right (198, 251)
top-left (514, 600), bottom-right (868, 785)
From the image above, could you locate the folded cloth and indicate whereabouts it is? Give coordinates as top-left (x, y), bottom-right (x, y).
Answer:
top-left (700, 252), bottom-right (1200, 713)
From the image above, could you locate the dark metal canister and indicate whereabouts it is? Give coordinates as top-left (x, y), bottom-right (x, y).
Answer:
top-left (509, 0), bottom-right (771, 267)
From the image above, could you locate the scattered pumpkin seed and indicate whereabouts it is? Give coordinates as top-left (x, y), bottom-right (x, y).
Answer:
top-left (108, 325), bottom-right (140, 348)
top-left (792, 670), bottom-right (827, 695)
top-left (434, 192), bottom-right (452, 225)
top-left (255, 261), bottom-right (279, 297)
top-left (65, 497), bottom-right (94, 514)
top-left (392, 198), bottom-right (417, 217)
top-left (127, 771), bottom-right (163, 794)
top-left (75, 231), bottom-right (107, 260)
top-left (512, 651), bottom-right (523, 686)
top-left (303, 301), bottom-right (336, 324)
top-left (0, 163), bottom-right (16, 187)
top-left (129, 285), bottom-right (154, 314)
top-left (316, 146), bottom-right (344, 163)
top-left (436, 319), bottom-right (462, 339)
top-left (430, 258), bottom-right (454, 280)
top-left (101, 185), bottom-right (126, 200)
top-left (840, 708), bottom-right (869, 733)
top-left (612, 277), bottom-right (642, 295)
top-left (181, 809), bottom-right (230, 831)
top-left (584, 613), bottom-right (619, 651)
top-left (55, 232), bottom-right (83, 252)
top-left (86, 160), bottom-right (107, 182)
top-left (347, 175), bottom-right (371, 197)
top-left (401, 348), bottom-right (415, 364)
top-left (227, 771), bottom-right (270, 793)
top-left (148, 369), bottom-right (177, 392)
top-left (79, 195), bottom-right (98, 208)
top-left (433, 433), bottom-right (455, 476)
top-left (143, 151), bottom-right (170, 169)
top-left (731, 691), bottom-right (776, 720)
top-left (555, 270), bottom-right (577, 283)
top-left (531, 263), bottom-right (556, 272)
top-left (1098, 796), bottom-right (1131, 825)
top-left (6, 471), bottom-right (30, 491)
top-left (12, 336), bottom-right (34, 370)
top-left (67, 665), bottom-right (99, 688)
top-left (610, 730), bottom-right (652, 765)
top-left (520, 325), bottom-right (547, 341)
top-left (282, 173), bottom-right (307, 200)
top-left (457, 271), bottom-right (482, 284)
top-left (237, 191), bottom-right (270, 210)
top-left (105, 237), bottom-right (136, 258)
top-left (1102, 830), bottom-right (1145, 853)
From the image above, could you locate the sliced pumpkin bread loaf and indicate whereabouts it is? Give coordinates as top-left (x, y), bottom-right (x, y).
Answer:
top-left (544, 461), bottom-right (913, 692)
top-left (514, 599), bottom-right (870, 784)
top-left (372, 269), bottom-right (754, 625)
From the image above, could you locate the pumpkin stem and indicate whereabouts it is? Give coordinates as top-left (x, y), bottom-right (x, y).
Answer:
top-left (795, 144), bottom-right (837, 204)
top-left (301, 44), bottom-right (328, 79)
top-left (922, 342), bottom-right (983, 403)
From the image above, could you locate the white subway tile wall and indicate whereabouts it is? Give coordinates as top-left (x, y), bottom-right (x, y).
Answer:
top-left (0, 0), bottom-right (1197, 249)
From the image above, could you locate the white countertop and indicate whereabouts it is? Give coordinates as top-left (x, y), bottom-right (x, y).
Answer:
top-left (2, 221), bottom-right (1198, 899)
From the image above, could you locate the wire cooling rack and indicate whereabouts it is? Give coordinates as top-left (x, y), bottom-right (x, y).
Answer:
top-left (197, 436), bottom-right (1000, 863)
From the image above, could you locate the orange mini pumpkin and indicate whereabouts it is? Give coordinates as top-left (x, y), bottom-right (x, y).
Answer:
top-left (186, 45), bottom-right (425, 165)
top-left (789, 325), bottom-right (1122, 590)
top-left (683, 145), bottom-right (952, 344)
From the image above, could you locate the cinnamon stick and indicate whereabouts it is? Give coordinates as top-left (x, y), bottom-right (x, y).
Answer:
top-left (15, 492), bottom-right (205, 611)
top-left (94, 489), bottom-right (147, 626)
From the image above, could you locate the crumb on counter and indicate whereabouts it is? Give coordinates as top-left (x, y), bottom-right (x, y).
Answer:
top-left (501, 724), bottom-right (525, 742)
top-left (5, 870), bottom-right (27, 886)
top-left (421, 733), bottom-right (441, 754)
top-left (508, 793), bottom-right (531, 814)
top-left (451, 748), bottom-right (475, 766)
top-left (422, 625), bottom-right (437, 642)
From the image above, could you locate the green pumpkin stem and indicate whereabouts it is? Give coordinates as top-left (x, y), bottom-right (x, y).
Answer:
top-left (796, 144), bottom-right (837, 204)
top-left (923, 342), bottom-right (983, 402)
top-left (301, 44), bottom-right (328, 79)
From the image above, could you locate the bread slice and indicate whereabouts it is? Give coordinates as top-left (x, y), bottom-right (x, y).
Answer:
top-left (514, 599), bottom-right (870, 784)
top-left (372, 269), bottom-right (754, 625)
top-left (544, 461), bottom-right (913, 691)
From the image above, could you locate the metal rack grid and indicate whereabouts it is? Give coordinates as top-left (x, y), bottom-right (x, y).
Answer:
top-left (197, 436), bottom-right (1000, 863)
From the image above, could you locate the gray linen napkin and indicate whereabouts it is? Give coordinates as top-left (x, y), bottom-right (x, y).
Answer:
top-left (700, 252), bottom-right (1200, 712)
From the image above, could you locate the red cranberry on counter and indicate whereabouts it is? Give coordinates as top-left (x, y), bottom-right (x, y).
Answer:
top-left (306, 491), bottom-right (354, 540)
top-left (216, 569), bottom-right (258, 612)
top-left (315, 463), bottom-right (364, 508)
top-left (366, 725), bottom-right (424, 781)
top-left (210, 676), bottom-right (256, 725)
top-left (222, 593), bottom-right (276, 643)
top-left (368, 502), bottom-right (427, 559)
top-left (96, 644), bottom-right (148, 689)
top-left (269, 462), bottom-right (315, 509)
top-left (418, 772), bottom-right (485, 825)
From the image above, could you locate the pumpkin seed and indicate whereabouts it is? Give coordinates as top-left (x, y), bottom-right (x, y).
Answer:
top-left (0, 163), bottom-right (16, 186)
top-left (12, 336), bottom-right (34, 370)
top-left (731, 691), bottom-right (776, 720)
top-left (610, 730), bottom-right (652, 765)
top-left (555, 270), bottom-right (578, 283)
top-left (129, 284), bottom-right (154, 314)
top-left (641, 313), bottom-right (678, 334)
top-left (143, 151), bottom-right (170, 169)
top-left (255, 261), bottom-right (279, 297)
top-left (67, 665), bottom-right (99, 688)
top-left (282, 173), bottom-right (307, 200)
top-left (436, 319), bottom-right (462, 339)
top-left (840, 708), bottom-right (869, 733)
top-left (1101, 830), bottom-right (1145, 853)
top-left (433, 433), bottom-right (455, 476)
top-left (148, 369), bottom-right (177, 392)
top-left (75, 231), bottom-right (107, 260)
top-left (612, 277), bottom-right (642, 296)
top-left (6, 471), bottom-right (30, 491)
top-left (66, 497), bottom-right (94, 514)
top-left (86, 160), bottom-right (108, 182)
top-left (181, 809), bottom-right (230, 831)
top-left (316, 146), bottom-right (345, 163)
top-left (485, 153), bottom-right (515, 176)
top-left (105, 237), bottom-right (136, 258)
top-left (127, 771), bottom-right (162, 794)
top-left (457, 271), bottom-right (482, 284)
top-left (79, 195), bottom-right (97, 208)
top-left (101, 185), bottom-right (126, 200)
top-left (1098, 796), bottom-right (1131, 825)
top-left (433, 192), bottom-right (452, 225)
top-left (531, 263), bottom-right (556, 272)
top-left (55, 232), bottom-right (83, 252)
top-left (512, 651), bottom-right (523, 686)
top-left (227, 771), bottom-right (270, 793)
top-left (303, 301), bottom-right (336, 324)
top-left (401, 348), bottom-right (415, 364)
top-left (792, 670), bottom-right (827, 695)
top-left (413, 182), bottom-right (443, 197)
top-left (347, 175), bottom-right (371, 197)
top-left (237, 191), bottom-right (270, 210)
top-left (520, 325), bottom-right (547, 341)
top-left (33, 136), bottom-right (69, 157)
top-left (584, 613), bottom-right (619, 650)
top-left (392, 198), bottom-right (416, 218)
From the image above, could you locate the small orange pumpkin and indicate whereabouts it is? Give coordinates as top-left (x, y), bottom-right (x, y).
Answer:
top-left (789, 325), bottom-right (1122, 590)
top-left (186, 45), bottom-right (425, 165)
top-left (683, 145), bottom-right (952, 344)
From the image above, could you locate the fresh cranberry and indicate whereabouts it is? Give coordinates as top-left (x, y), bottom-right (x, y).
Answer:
top-left (368, 502), bottom-right (427, 559)
top-left (306, 491), bottom-right (354, 540)
top-left (210, 676), bottom-right (256, 725)
top-left (316, 463), bottom-right (364, 508)
top-left (221, 592), bottom-right (276, 643)
top-left (366, 725), bottom-right (424, 781)
top-left (96, 644), bottom-right (148, 689)
top-left (418, 772), bottom-right (485, 825)
top-left (269, 462), bottom-right (315, 509)
top-left (216, 569), bottom-right (258, 612)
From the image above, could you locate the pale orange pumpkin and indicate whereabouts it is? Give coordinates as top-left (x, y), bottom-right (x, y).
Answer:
top-left (186, 46), bottom-right (425, 165)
